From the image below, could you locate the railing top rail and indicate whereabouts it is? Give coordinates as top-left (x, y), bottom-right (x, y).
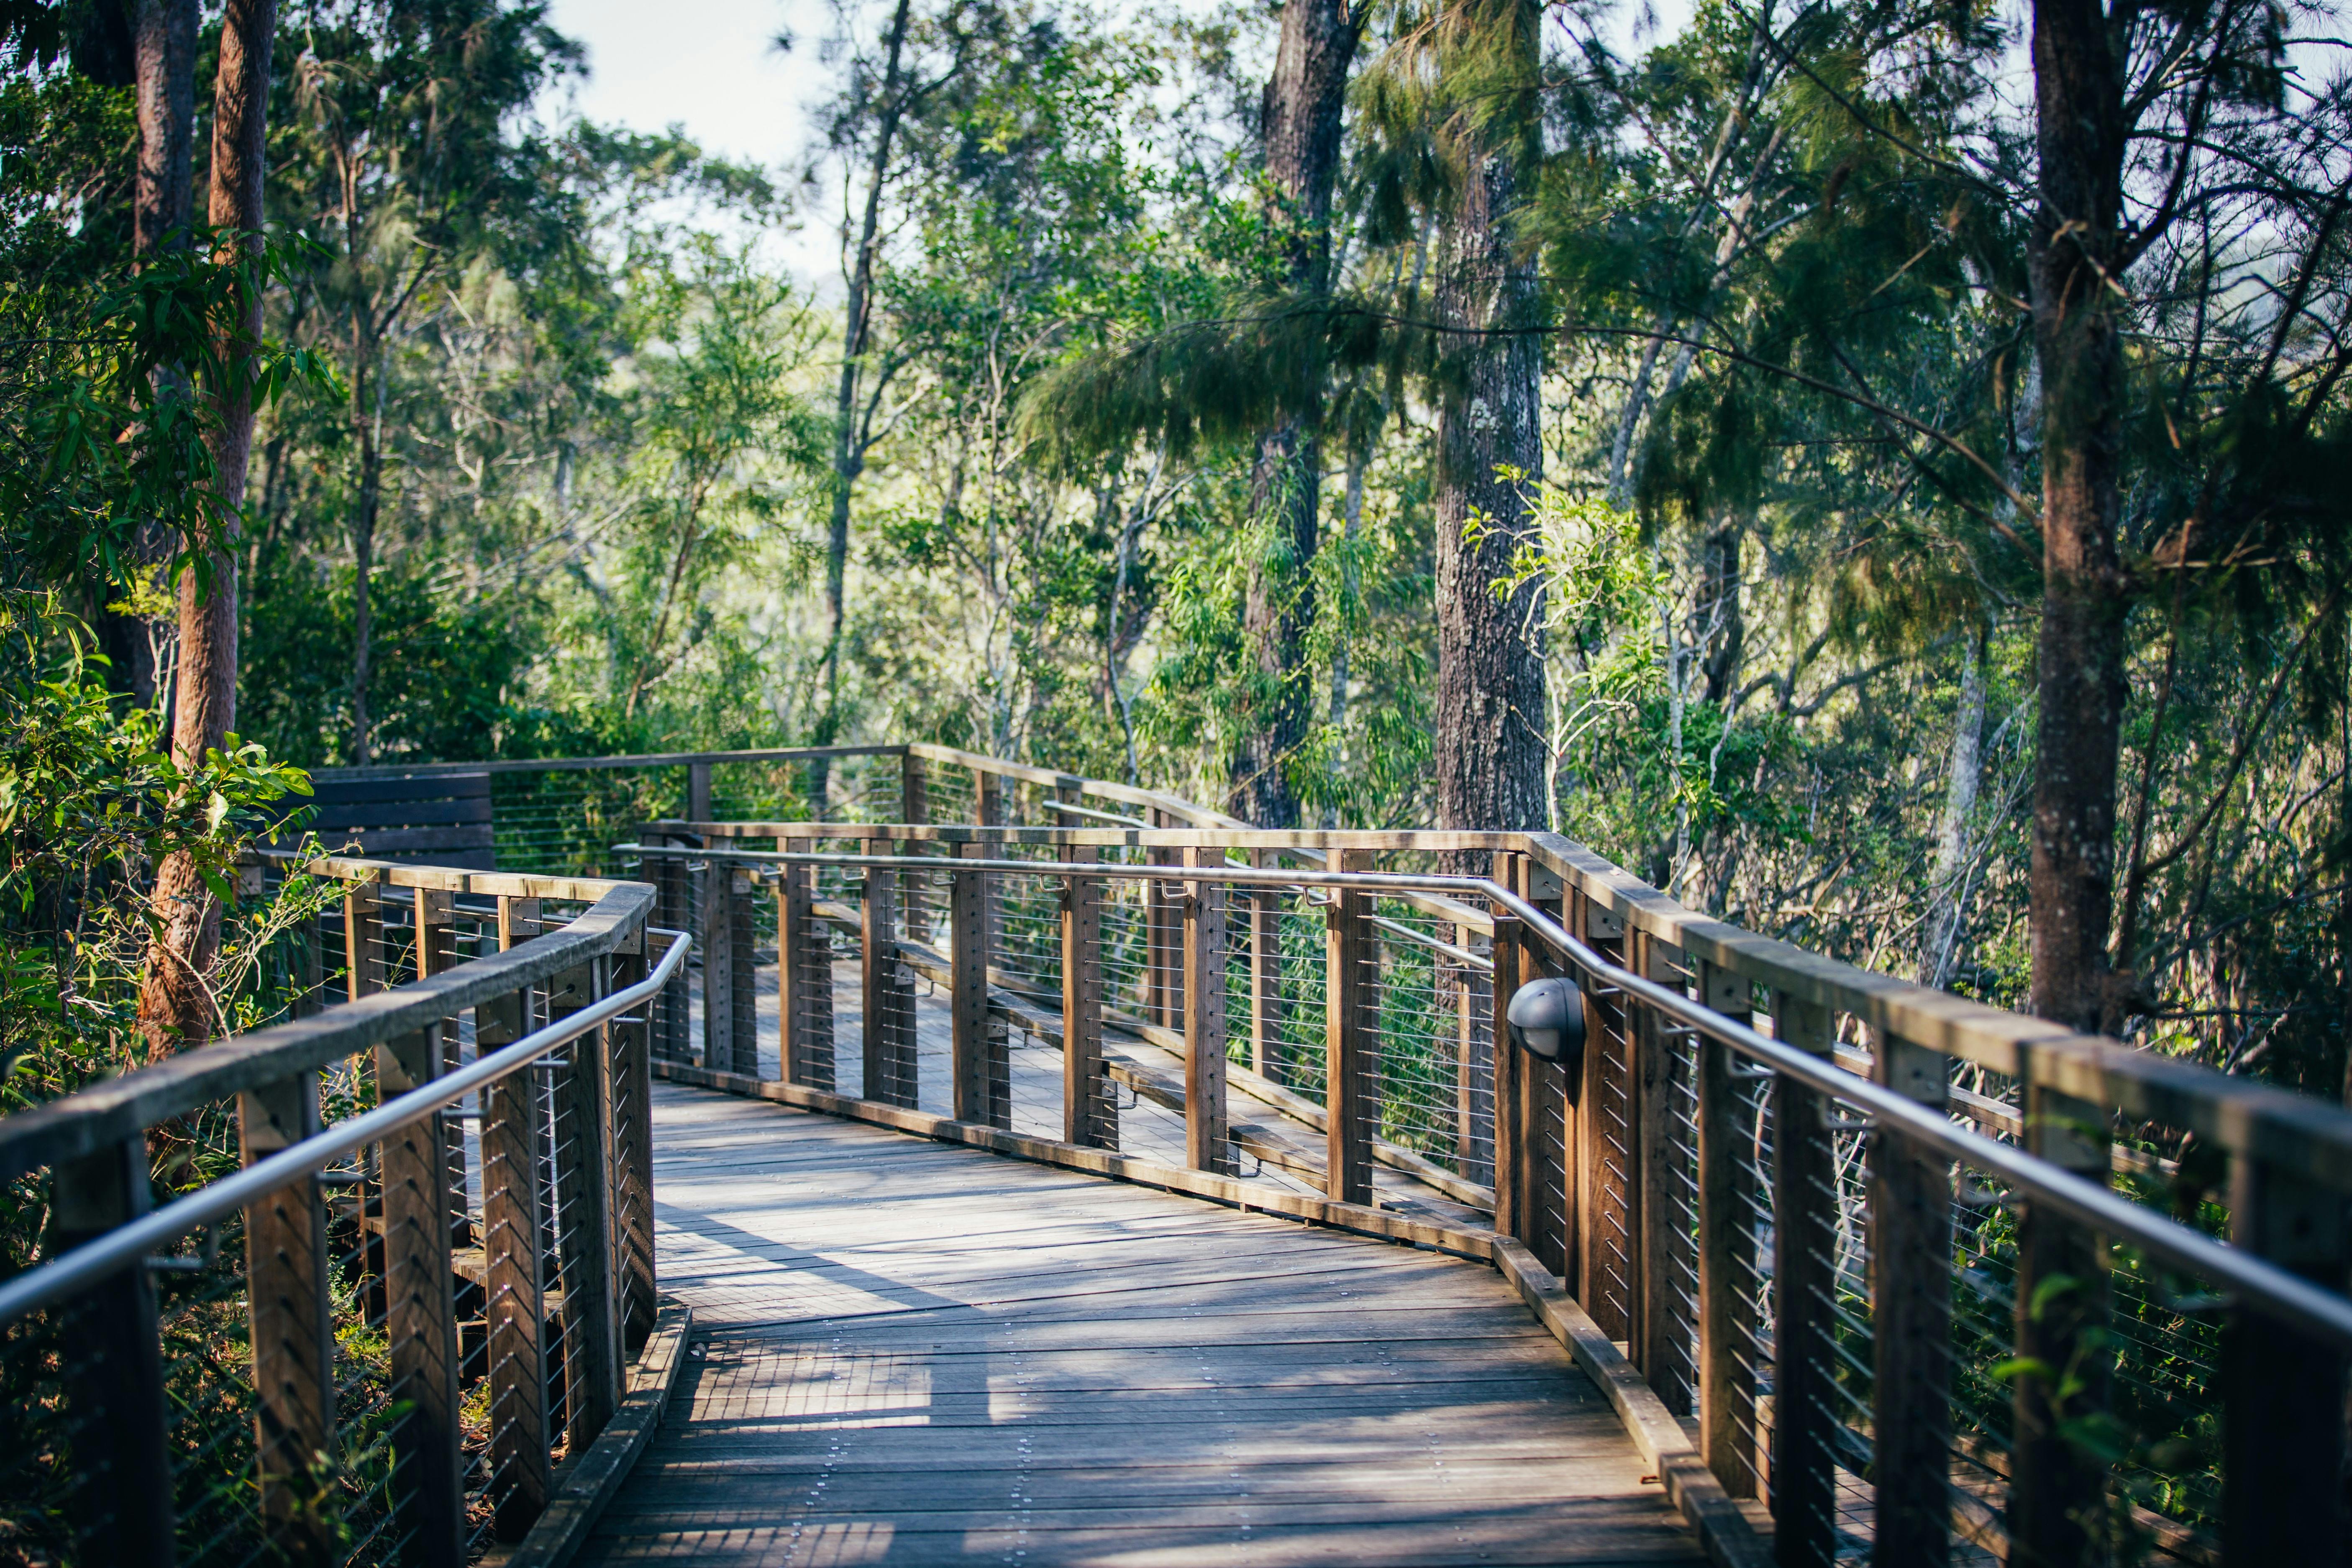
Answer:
top-left (0, 862), bottom-right (658, 1182)
top-left (0, 930), bottom-right (691, 1327)
top-left (671, 820), bottom-right (1512, 851)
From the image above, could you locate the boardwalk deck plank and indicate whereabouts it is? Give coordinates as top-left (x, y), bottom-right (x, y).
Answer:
top-left (582, 1085), bottom-right (1703, 1567)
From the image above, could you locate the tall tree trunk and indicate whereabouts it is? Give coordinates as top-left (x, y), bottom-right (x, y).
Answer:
top-left (105, 0), bottom-right (197, 709)
top-left (817, 0), bottom-right (916, 773)
top-left (1229, 0), bottom-right (1358, 827)
top-left (137, 0), bottom-right (274, 1056)
top-left (350, 355), bottom-right (381, 764)
top-left (1921, 623), bottom-right (1988, 989)
top-left (1432, 130), bottom-right (1548, 843)
top-left (2026, 0), bottom-right (2129, 1033)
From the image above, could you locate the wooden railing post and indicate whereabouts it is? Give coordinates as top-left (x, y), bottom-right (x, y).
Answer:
top-left (649, 838), bottom-right (692, 1061)
top-left (240, 1068), bottom-right (338, 1560)
top-left (702, 861), bottom-right (738, 1073)
top-left (1517, 856), bottom-right (1570, 1277)
top-left (483, 994), bottom-right (553, 1540)
top-left (1061, 849), bottom-right (1113, 1148)
top-left (1490, 851), bottom-right (1527, 1245)
top-left (1574, 890), bottom-right (1630, 1333)
top-left (902, 751), bottom-right (929, 825)
top-left (1695, 958), bottom-right (1758, 1499)
top-left (951, 841), bottom-right (998, 1125)
top-left (1147, 812), bottom-right (1178, 1026)
top-left (2222, 1156), bottom-right (2347, 1566)
top-left (2009, 1078), bottom-right (2110, 1568)
top-left (346, 872), bottom-right (385, 1000)
top-left (862, 836), bottom-right (917, 1107)
top-left (1184, 844), bottom-right (1232, 1174)
top-left (52, 1135), bottom-right (174, 1566)
top-left (778, 863), bottom-right (833, 1089)
top-left (550, 958), bottom-right (621, 1456)
top-left (1870, 1034), bottom-right (1953, 1565)
top-left (1769, 994), bottom-right (1837, 1568)
top-left (377, 1023), bottom-right (465, 1568)
top-left (1634, 934), bottom-right (1694, 1410)
top-left (612, 936), bottom-right (660, 1348)
top-left (1324, 849), bottom-right (1373, 1204)
top-left (687, 759), bottom-right (712, 825)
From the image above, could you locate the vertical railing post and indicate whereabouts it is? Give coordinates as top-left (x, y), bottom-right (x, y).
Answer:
top-left (728, 866), bottom-right (757, 1075)
top-left (1870, 1033), bottom-right (1953, 1565)
top-left (1518, 856), bottom-right (1570, 1277)
top-left (1184, 845), bottom-right (1232, 1174)
top-left (1635, 933), bottom-right (1694, 1413)
top-left (1062, 848), bottom-right (1112, 1148)
top-left (483, 990), bottom-right (553, 1540)
top-left (377, 1023), bottom-right (465, 1568)
top-left (650, 838), bottom-right (691, 1061)
top-left (1575, 890), bottom-right (1630, 1333)
top-left (1770, 993), bottom-right (1837, 1568)
top-left (1248, 850), bottom-right (1283, 1084)
top-left (612, 934), bottom-right (660, 1348)
top-left (779, 862), bottom-right (833, 1089)
top-left (1147, 812), bottom-right (1177, 1027)
top-left (551, 958), bottom-right (621, 1455)
top-left (1490, 851), bottom-right (1527, 1245)
top-left (687, 758), bottom-right (712, 825)
top-left (240, 1068), bottom-right (338, 1560)
top-left (346, 871), bottom-right (385, 1001)
top-left (2222, 1156), bottom-right (2348, 1566)
top-left (1324, 848), bottom-right (1373, 1204)
top-left (52, 1135), bottom-right (175, 1566)
top-left (952, 840), bottom-right (995, 1125)
top-left (902, 751), bottom-right (929, 825)
top-left (1696, 958), bottom-right (1759, 1499)
top-left (862, 835), bottom-right (917, 1107)
top-left (2009, 1075), bottom-right (2110, 1568)
top-left (702, 858), bottom-right (735, 1071)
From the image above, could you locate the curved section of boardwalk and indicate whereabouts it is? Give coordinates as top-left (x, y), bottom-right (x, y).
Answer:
top-left (584, 1084), bottom-right (1704, 1567)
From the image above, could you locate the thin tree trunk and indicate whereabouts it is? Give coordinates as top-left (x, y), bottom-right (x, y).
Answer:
top-left (350, 353), bottom-right (383, 764)
top-left (112, 0), bottom-right (196, 709)
top-left (1433, 123), bottom-right (1548, 846)
top-left (1922, 623), bottom-right (1988, 989)
top-left (1230, 0), bottom-right (1358, 828)
top-left (138, 0), bottom-right (274, 1055)
top-left (2026, 0), bottom-right (2129, 1033)
top-left (817, 0), bottom-right (917, 764)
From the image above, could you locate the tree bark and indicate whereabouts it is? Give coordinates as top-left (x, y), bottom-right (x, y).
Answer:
top-left (350, 354), bottom-right (381, 764)
top-left (2026, 0), bottom-right (2129, 1033)
top-left (1922, 623), bottom-right (1988, 989)
top-left (1229, 0), bottom-right (1359, 827)
top-left (1432, 134), bottom-right (1548, 845)
top-left (137, 0), bottom-right (274, 1056)
top-left (104, 0), bottom-right (197, 710)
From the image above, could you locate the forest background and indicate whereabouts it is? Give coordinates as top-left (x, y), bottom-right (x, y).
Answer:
top-left (2, 0), bottom-right (2349, 1111)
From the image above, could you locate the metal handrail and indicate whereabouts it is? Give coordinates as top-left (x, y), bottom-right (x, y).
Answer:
top-left (626, 839), bottom-right (2352, 1349)
top-left (0, 932), bottom-right (692, 1327)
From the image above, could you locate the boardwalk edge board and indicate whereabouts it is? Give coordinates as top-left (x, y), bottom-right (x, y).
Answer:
top-left (651, 1058), bottom-right (1496, 1260)
top-left (504, 1297), bottom-right (696, 1568)
top-left (651, 1063), bottom-right (1768, 1566)
top-left (1491, 1239), bottom-right (1774, 1568)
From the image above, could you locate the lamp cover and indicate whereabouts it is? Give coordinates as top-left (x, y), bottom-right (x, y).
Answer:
top-left (1506, 975), bottom-right (1586, 1069)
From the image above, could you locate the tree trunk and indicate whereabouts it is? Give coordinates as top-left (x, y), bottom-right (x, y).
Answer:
top-left (1432, 134), bottom-right (1548, 844)
top-left (137, 0), bottom-right (274, 1056)
top-left (2026, 0), bottom-right (2129, 1033)
top-left (105, 0), bottom-right (197, 710)
top-left (351, 356), bottom-right (381, 765)
top-left (1229, 0), bottom-right (1358, 827)
top-left (817, 0), bottom-right (917, 766)
top-left (1921, 623), bottom-right (1988, 989)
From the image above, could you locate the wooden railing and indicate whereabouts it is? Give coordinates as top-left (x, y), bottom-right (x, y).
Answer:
top-left (592, 741), bottom-right (2352, 1568)
top-left (0, 858), bottom-right (686, 1566)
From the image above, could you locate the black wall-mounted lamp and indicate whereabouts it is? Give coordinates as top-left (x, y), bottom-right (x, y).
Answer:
top-left (1506, 975), bottom-right (1587, 1075)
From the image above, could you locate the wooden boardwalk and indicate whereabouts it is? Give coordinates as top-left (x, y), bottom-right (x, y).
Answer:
top-left (579, 1084), bottom-right (1706, 1566)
